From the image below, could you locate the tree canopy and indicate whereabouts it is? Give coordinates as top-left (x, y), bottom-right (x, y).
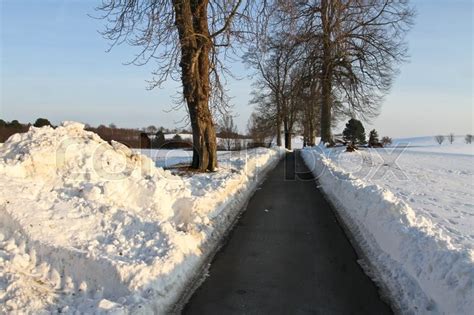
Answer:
top-left (343, 118), bottom-right (366, 145)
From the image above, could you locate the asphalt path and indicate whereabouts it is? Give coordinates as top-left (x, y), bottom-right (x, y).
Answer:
top-left (184, 151), bottom-right (391, 314)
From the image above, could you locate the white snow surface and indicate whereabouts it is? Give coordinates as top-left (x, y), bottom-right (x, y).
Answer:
top-left (137, 149), bottom-right (194, 168)
top-left (0, 122), bottom-right (284, 313)
top-left (137, 149), bottom-right (235, 169)
top-left (391, 135), bottom-right (473, 156)
top-left (302, 142), bottom-right (474, 314)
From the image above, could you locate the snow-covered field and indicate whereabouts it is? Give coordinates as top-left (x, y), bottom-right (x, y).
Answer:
top-left (392, 136), bottom-right (473, 156)
top-left (302, 137), bottom-right (473, 314)
top-left (0, 122), bottom-right (284, 313)
top-left (137, 148), bottom-right (193, 168)
top-left (137, 148), bottom-right (234, 169)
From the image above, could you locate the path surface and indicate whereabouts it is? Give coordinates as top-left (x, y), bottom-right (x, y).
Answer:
top-left (184, 152), bottom-right (391, 314)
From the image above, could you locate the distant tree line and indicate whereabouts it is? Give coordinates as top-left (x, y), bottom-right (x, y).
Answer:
top-left (0, 118), bottom-right (53, 142)
top-left (0, 117), bottom-right (256, 151)
top-left (0, 118), bottom-right (190, 148)
top-left (435, 134), bottom-right (473, 145)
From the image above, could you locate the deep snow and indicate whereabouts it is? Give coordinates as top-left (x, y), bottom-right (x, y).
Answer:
top-left (0, 122), bottom-right (284, 313)
top-left (391, 135), bottom-right (473, 156)
top-left (302, 140), bottom-right (474, 314)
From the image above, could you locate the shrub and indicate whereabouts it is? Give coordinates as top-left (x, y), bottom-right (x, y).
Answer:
top-left (368, 129), bottom-right (380, 147)
top-left (381, 136), bottom-right (392, 146)
top-left (435, 135), bottom-right (445, 145)
top-left (448, 133), bottom-right (455, 144)
top-left (152, 130), bottom-right (166, 148)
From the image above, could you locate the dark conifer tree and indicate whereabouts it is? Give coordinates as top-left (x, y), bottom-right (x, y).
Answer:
top-left (368, 129), bottom-right (380, 147)
top-left (343, 118), bottom-right (366, 146)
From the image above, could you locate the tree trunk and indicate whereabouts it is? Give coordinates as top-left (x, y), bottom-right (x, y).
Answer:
top-left (320, 78), bottom-right (332, 144)
top-left (275, 95), bottom-right (282, 146)
top-left (320, 0), bottom-right (333, 144)
top-left (309, 117), bottom-right (315, 146)
top-left (173, 0), bottom-right (217, 171)
top-left (283, 115), bottom-right (291, 150)
top-left (285, 131), bottom-right (291, 150)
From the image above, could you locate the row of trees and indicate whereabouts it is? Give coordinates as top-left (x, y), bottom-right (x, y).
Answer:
top-left (0, 118), bottom-right (53, 142)
top-left (0, 118), bottom-right (52, 129)
top-left (435, 134), bottom-right (473, 145)
top-left (97, 0), bottom-right (414, 171)
top-left (246, 0), bottom-right (414, 150)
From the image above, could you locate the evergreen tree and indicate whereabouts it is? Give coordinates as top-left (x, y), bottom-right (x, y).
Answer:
top-left (368, 129), bottom-right (380, 147)
top-left (8, 120), bottom-right (22, 129)
top-left (172, 134), bottom-right (183, 142)
top-left (342, 118), bottom-right (366, 145)
top-left (33, 118), bottom-right (52, 128)
top-left (153, 130), bottom-right (166, 148)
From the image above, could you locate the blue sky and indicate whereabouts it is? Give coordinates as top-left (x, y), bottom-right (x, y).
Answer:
top-left (1, 0), bottom-right (472, 137)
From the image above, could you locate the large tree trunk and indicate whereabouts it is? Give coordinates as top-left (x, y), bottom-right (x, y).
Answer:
top-left (275, 95), bottom-right (282, 146)
top-left (283, 118), bottom-right (291, 150)
top-left (174, 0), bottom-right (217, 171)
top-left (308, 117), bottom-right (315, 146)
top-left (320, 77), bottom-right (332, 144)
top-left (320, 0), bottom-right (333, 144)
top-left (284, 131), bottom-right (291, 150)
top-left (276, 120), bottom-right (282, 146)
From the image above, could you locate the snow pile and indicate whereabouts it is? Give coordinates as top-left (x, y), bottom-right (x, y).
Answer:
top-left (0, 122), bottom-right (284, 313)
top-left (302, 147), bottom-right (474, 314)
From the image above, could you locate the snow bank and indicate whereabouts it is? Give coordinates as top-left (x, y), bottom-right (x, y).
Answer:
top-left (0, 122), bottom-right (284, 313)
top-left (302, 147), bottom-right (474, 314)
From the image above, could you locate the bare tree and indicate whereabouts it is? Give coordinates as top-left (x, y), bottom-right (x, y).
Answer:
top-left (435, 135), bottom-right (445, 145)
top-left (146, 125), bottom-right (158, 134)
top-left (248, 91), bottom-right (279, 145)
top-left (465, 134), bottom-right (472, 144)
top-left (245, 32), bottom-right (303, 149)
top-left (448, 133), bottom-right (455, 144)
top-left (279, 0), bottom-right (414, 143)
top-left (219, 115), bottom-right (238, 151)
top-left (381, 136), bottom-right (392, 146)
top-left (292, 61), bottom-right (323, 147)
top-left (97, 0), bottom-right (266, 171)
top-left (247, 111), bottom-right (273, 147)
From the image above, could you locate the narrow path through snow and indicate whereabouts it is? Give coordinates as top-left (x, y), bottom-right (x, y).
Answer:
top-left (184, 152), bottom-right (391, 314)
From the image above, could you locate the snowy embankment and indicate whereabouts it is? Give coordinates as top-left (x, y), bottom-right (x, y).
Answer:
top-left (0, 122), bottom-right (284, 313)
top-left (302, 145), bottom-right (473, 314)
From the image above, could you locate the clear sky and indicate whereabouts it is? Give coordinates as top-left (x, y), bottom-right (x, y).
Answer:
top-left (1, 0), bottom-right (472, 137)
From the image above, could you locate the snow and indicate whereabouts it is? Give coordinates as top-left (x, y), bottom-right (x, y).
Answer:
top-left (137, 149), bottom-right (237, 169)
top-left (391, 136), bottom-right (473, 156)
top-left (137, 149), bottom-right (194, 168)
top-left (302, 140), bottom-right (474, 314)
top-left (163, 133), bottom-right (193, 141)
top-left (0, 122), bottom-right (284, 313)
top-left (271, 135), bottom-right (305, 149)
